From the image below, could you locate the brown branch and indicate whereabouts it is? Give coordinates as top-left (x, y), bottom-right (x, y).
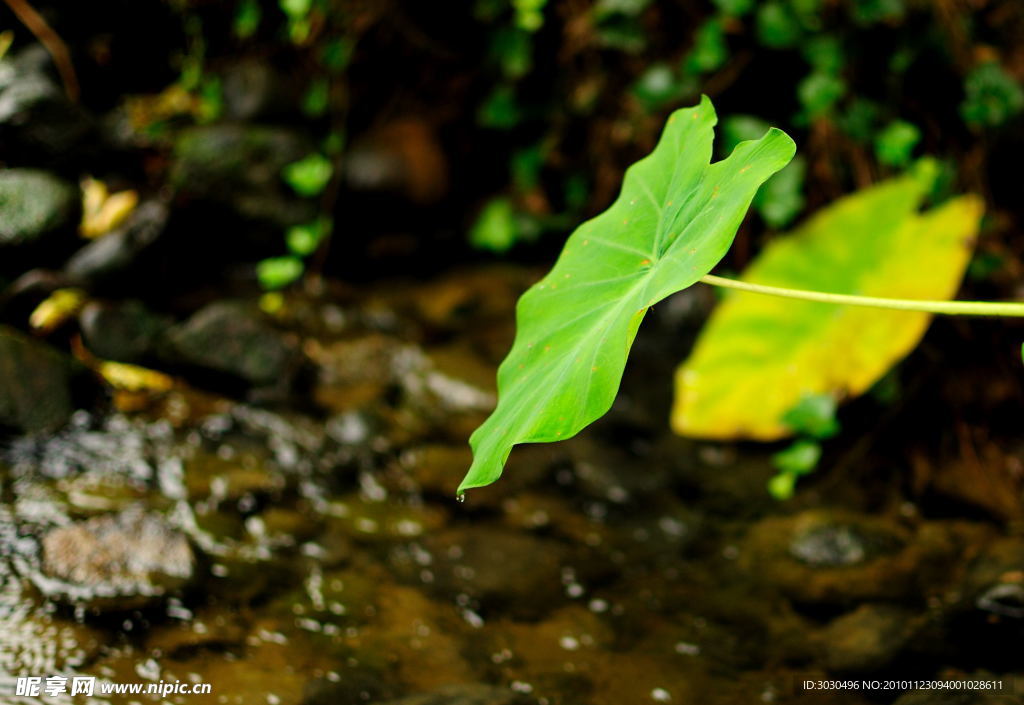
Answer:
top-left (2, 0), bottom-right (79, 102)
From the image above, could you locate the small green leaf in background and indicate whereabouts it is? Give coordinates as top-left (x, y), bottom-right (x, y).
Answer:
top-left (286, 217), bottom-right (332, 256)
top-left (851, 0), bottom-right (905, 25)
top-left (233, 0), bottom-right (262, 39)
top-left (874, 120), bottom-right (921, 167)
top-left (782, 393), bottom-right (839, 439)
top-left (303, 78), bottom-right (330, 117)
top-left (768, 439), bottom-right (821, 499)
top-left (470, 198), bottom-right (519, 253)
top-left (684, 19), bottom-right (728, 75)
top-left (961, 62), bottom-right (1024, 128)
top-left (257, 256), bottom-right (305, 290)
top-left (674, 160), bottom-right (983, 440)
top-left (492, 27), bottom-right (533, 79)
top-left (283, 153), bottom-right (333, 197)
top-left (839, 98), bottom-right (881, 142)
top-left (321, 38), bottom-right (353, 74)
top-left (754, 157), bottom-right (805, 228)
top-left (478, 84), bottom-right (521, 128)
top-left (802, 35), bottom-right (843, 75)
top-left (461, 97), bottom-right (795, 492)
top-left (279, 0), bottom-right (312, 18)
top-left (633, 64), bottom-right (685, 109)
top-left (513, 0), bottom-right (547, 31)
top-left (713, 0), bottom-right (753, 17)
top-left (798, 71), bottom-right (846, 120)
top-left (756, 2), bottom-right (801, 49)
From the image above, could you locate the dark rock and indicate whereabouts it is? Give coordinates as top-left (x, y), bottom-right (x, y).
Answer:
top-left (392, 527), bottom-right (567, 614)
top-left (64, 199), bottom-right (168, 286)
top-left (79, 299), bottom-right (170, 362)
top-left (964, 538), bottom-right (1024, 619)
top-left (0, 326), bottom-right (91, 433)
top-left (302, 669), bottom-right (398, 705)
top-left (816, 604), bottom-right (920, 673)
top-left (29, 508), bottom-right (194, 608)
top-left (165, 301), bottom-right (300, 388)
top-left (740, 511), bottom-right (983, 604)
top-left (368, 684), bottom-right (534, 705)
top-left (0, 572), bottom-right (104, 676)
top-left (170, 124), bottom-right (317, 227)
top-left (0, 46), bottom-right (93, 164)
top-left (221, 58), bottom-right (300, 121)
top-left (0, 169), bottom-right (77, 247)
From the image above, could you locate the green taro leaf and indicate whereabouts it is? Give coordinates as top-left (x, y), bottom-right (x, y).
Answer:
top-left (460, 96), bottom-right (795, 492)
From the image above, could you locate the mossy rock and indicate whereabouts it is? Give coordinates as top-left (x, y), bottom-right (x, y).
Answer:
top-left (0, 169), bottom-right (77, 247)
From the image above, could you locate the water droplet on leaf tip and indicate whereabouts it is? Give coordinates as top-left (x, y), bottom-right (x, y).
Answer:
top-left (456, 493), bottom-right (466, 503)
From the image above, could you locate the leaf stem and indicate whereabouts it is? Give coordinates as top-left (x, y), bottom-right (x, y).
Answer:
top-left (699, 274), bottom-right (1024, 317)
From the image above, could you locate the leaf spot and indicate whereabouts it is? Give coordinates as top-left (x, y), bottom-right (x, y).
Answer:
top-left (583, 239), bottom-right (590, 246)
top-left (544, 345), bottom-right (551, 352)
top-left (739, 165), bottom-right (751, 174)
top-left (640, 259), bottom-right (651, 267)
top-left (564, 273), bottom-right (571, 279)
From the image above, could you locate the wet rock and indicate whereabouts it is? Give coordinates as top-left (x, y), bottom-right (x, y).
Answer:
top-left (392, 528), bottom-right (567, 614)
top-left (0, 326), bottom-right (91, 433)
top-left (29, 508), bottom-right (194, 608)
top-left (945, 537), bottom-right (1024, 666)
top-left (323, 495), bottom-right (447, 544)
top-left (308, 336), bottom-right (494, 434)
top-left (563, 434), bottom-right (672, 505)
top-left (64, 199), bottom-right (168, 287)
top-left (302, 669), bottom-right (397, 705)
top-left (815, 604), bottom-right (920, 673)
top-left (0, 169), bottom-right (77, 247)
top-left (367, 684), bottom-right (534, 705)
top-left (79, 298), bottom-right (170, 362)
top-left (740, 510), bottom-right (982, 604)
top-left (145, 607), bottom-right (246, 658)
top-left (170, 124), bottom-right (317, 227)
top-left (221, 58), bottom-right (299, 121)
top-left (0, 573), bottom-right (103, 676)
top-left (0, 46), bottom-right (93, 164)
top-left (165, 301), bottom-right (300, 388)
top-left (963, 538), bottom-right (1024, 619)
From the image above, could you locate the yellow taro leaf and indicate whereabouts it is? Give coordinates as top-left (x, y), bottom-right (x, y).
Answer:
top-left (98, 361), bottom-right (174, 393)
top-left (80, 177), bottom-right (138, 239)
top-left (672, 162), bottom-right (982, 440)
top-left (29, 288), bottom-right (87, 333)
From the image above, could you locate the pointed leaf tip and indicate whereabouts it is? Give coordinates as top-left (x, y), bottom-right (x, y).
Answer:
top-left (461, 98), bottom-right (795, 490)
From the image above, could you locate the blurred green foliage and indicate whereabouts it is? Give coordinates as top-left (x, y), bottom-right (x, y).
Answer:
top-left (961, 62), bottom-right (1024, 128)
top-left (257, 256), bottom-right (305, 290)
top-left (283, 154), bottom-right (333, 198)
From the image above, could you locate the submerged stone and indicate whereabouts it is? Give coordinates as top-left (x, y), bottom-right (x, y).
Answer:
top-left (166, 301), bottom-right (300, 387)
top-left (31, 508), bottom-right (195, 608)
